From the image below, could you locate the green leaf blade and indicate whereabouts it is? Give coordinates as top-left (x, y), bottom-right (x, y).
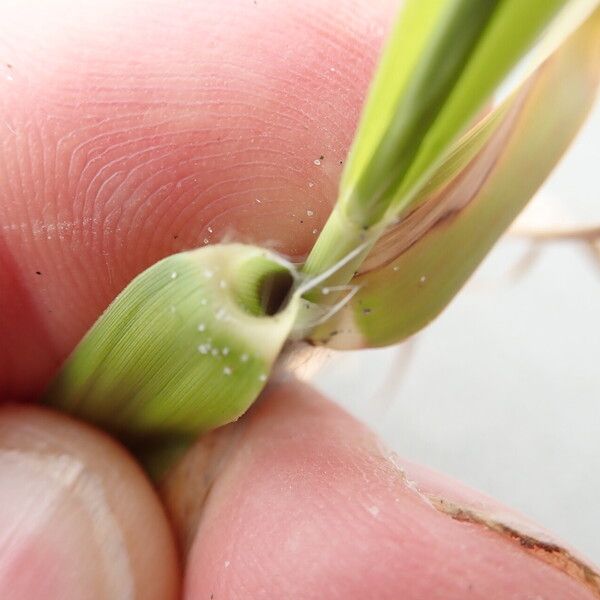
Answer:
top-left (309, 9), bottom-right (600, 348)
top-left (346, 0), bottom-right (501, 227)
top-left (395, 0), bottom-right (574, 205)
top-left (308, 0), bottom-right (591, 283)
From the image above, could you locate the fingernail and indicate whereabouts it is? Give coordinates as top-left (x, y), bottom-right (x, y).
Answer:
top-left (0, 448), bottom-right (135, 599)
top-left (380, 448), bottom-right (600, 596)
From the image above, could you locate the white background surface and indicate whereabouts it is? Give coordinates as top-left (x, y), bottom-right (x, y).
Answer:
top-left (311, 101), bottom-right (600, 561)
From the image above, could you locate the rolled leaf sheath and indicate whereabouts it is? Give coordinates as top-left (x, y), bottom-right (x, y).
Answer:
top-left (44, 244), bottom-right (299, 443)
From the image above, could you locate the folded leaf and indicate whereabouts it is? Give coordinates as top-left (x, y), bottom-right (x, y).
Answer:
top-left (308, 9), bottom-right (600, 348)
top-left (304, 0), bottom-right (593, 282)
top-left (44, 244), bottom-right (300, 438)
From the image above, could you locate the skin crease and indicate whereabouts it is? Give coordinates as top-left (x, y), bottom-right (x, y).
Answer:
top-left (0, 1), bottom-right (598, 599)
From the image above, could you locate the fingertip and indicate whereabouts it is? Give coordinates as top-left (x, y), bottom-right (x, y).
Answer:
top-left (165, 381), bottom-right (598, 599)
top-left (1, 0), bottom-right (399, 398)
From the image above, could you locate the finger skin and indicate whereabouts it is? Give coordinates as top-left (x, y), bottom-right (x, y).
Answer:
top-left (0, 404), bottom-right (179, 600)
top-left (162, 381), bottom-right (599, 600)
top-left (0, 0), bottom-right (397, 398)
